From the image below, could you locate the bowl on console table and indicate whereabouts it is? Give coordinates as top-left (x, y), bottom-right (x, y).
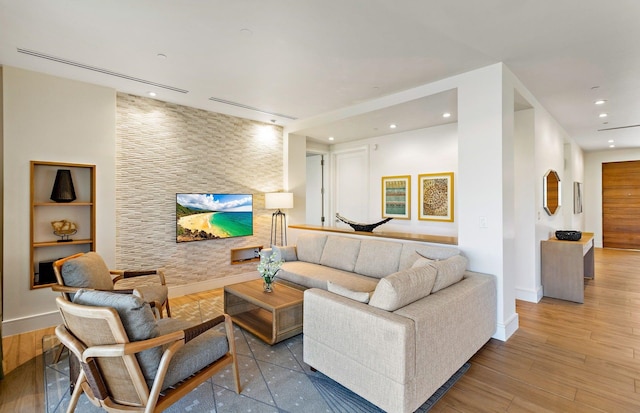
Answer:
top-left (555, 230), bottom-right (582, 241)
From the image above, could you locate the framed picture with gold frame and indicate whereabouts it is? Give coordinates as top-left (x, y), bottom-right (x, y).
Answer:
top-left (418, 172), bottom-right (454, 222)
top-left (381, 175), bottom-right (411, 219)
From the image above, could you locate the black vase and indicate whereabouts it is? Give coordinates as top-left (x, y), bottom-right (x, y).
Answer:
top-left (50, 169), bottom-right (76, 202)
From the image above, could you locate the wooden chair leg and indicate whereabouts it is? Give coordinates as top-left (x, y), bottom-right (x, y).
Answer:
top-left (66, 368), bottom-right (86, 413)
top-left (225, 315), bottom-right (241, 394)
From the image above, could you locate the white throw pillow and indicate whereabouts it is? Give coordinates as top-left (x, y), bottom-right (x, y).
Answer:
top-left (272, 245), bottom-right (298, 261)
top-left (327, 281), bottom-right (371, 303)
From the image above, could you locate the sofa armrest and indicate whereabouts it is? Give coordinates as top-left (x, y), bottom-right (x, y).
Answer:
top-left (303, 288), bottom-right (415, 383)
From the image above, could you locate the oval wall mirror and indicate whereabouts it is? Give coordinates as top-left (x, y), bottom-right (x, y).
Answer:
top-left (543, 169), bottom-right (561, 215)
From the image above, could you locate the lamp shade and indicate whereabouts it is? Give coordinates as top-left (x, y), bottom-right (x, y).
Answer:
top-left (265, 192), bottom-right (293, 209)
top-left (50, 169), bottom-right (76, 203)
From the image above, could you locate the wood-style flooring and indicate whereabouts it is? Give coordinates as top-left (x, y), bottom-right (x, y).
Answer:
top-left (2, 247), bottom-right (640, 412)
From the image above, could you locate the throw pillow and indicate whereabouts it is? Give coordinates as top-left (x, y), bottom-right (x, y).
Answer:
top-left (61, 252), bottom-right (114, 290)
top-left (319, 236), bottom-right (361, 272)
top-left (327, 281), bottom-right (371, 303)
top-left (295, 234), bottom-right (328, 264)
top-left (72, 289), bottom-right (161, 380)
top-left (368, 265), bottom-right (438, 311)
top-left (411, 257), bottom-right (434, 268)
top-left (272, 245), bottom-right (298, 262)
top-left (430, 255), bottom-right (468, 293)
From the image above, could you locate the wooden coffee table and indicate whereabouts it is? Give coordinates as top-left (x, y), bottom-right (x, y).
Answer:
top-left (224, 279), bottom-right (303, 345)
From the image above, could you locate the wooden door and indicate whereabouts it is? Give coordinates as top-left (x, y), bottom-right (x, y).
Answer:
top-left (602, 160), bottom-right (640, 249)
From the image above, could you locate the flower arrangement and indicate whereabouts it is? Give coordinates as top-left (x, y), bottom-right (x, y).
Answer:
top-left (257, 253), bottom-right (284, 292)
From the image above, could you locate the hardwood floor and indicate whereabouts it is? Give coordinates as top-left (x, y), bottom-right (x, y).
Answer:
top-left (2, 247), bottom-right (640, 412)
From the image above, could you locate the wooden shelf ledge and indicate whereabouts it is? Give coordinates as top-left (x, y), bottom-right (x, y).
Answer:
top-left (288, 224), bottom-right (458, 245)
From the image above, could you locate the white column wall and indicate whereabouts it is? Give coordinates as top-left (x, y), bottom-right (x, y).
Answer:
top-left (2, 67), bottom-right (116, 335)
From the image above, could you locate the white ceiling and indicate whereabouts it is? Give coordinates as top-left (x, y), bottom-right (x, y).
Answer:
top-left (1, 1), bottom-right (639, 151)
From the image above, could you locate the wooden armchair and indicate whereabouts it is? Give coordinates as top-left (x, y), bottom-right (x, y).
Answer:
top-left (55, 290), bottom-right (241, 413)
top-left (52, 252), bottom-right (171, 318)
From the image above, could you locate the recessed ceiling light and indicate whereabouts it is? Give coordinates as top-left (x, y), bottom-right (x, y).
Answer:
top-left (240, 28), bottom-right (253, 36)
top-left (389, 124), bottom-right (397, 129)
top-left (442, 112), bottom-right (451, 118)
top-left (156, 53), bottom-right (167, 59)
top-left (599, 113), bottom-right (608, 118)
top-left (594, 99), bottom-right (607, 105)
top-left (608, 139), bottom-right (614, 143)
top-left (148, 91), bottom-right (157, 97)
top-left (610, 144), bottom-right (616, 148)
top-left (328, 136), bottom-right (334, 141)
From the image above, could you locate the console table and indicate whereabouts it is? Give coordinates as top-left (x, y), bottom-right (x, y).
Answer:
top-left (541, 232), bottom-right (594, 303)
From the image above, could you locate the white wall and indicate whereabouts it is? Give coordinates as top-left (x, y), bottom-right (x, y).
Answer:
top-left (2, 67), bottom-right (117, 335)
top-left (585, 148), bottom-right (640, 247)
top-left (330, 124), bottom-right (458, 236)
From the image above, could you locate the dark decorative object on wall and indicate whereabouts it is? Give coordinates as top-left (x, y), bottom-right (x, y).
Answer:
top-left (555, 230), bottom-right (582, 241)
top-left (50, 169), bottom-right (76, 202)
top-left (336, 213), bottom-right (392, 232)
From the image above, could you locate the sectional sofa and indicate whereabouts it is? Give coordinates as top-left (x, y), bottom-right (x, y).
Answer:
top-left (264, 233), bottom-right (497, 413)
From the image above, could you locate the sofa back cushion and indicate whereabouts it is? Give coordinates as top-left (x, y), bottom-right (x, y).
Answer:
top-left (319, 236), bottom-right (361, 272)
top-left (295, 234), bottom-right (328, 264)
top-left (271, 245), bottom-right (298, 262)
top-left (430, 255), bottom-right (468, 293)
top-left (61, 252), bottom-right (114, 290)
top-left (354, 239), bottom-right (403, 278)
top-left (368, 265), bottom-right (438, 311)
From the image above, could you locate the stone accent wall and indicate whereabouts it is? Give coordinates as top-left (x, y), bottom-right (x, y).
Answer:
top-left (116, 93), bottom-right (283, 286)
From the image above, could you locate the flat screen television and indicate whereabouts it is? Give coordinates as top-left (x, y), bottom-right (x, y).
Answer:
top-left (176, 193), bottom-right (253, 243)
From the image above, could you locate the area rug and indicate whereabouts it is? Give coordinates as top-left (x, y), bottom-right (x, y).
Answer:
top-left (43, 297), bottom-right (469, 412)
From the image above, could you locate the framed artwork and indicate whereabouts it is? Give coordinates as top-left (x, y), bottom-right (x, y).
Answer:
top-left (574, 182), bottom-right (583, 214)
top-left (381, 175), bottom-right (411, 219)
top-left (418, 172), bottom-right (454, 222)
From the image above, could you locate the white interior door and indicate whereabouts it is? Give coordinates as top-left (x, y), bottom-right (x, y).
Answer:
top-left (332, 147), bottom-right (369, 226)
top-left (306, 154), bottom-right (324, 225)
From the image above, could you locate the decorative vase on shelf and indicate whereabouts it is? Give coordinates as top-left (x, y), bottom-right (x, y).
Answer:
top-left (50, 169), bottom-right (76, 203)
top-left (257, 253), bottom-right (283, 294)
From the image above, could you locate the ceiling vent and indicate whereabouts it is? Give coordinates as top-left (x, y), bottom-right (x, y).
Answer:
top-left (598, 124), bottom-right (640, 131)
top-left (17, 48), bottom-right (188, 93)
top-left (208, 97), bottom-right (297, 120)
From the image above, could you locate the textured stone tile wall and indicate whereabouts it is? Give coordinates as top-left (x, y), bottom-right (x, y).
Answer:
top-left (116, 93), bottom-right (283, 286)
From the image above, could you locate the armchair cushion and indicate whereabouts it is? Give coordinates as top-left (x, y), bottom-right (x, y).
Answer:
top-left (156, 318), bottom-right (229, 389)
top-left (61, 252), bottom-right (114, 290)
top-left (72, 289), bottom-right (161, 380)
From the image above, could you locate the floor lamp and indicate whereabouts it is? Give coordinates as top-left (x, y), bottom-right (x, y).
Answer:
top-left (265, 192), bottom-right (294, 246)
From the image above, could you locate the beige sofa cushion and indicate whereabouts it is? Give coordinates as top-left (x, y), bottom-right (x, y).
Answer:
top-left (415, 245), bottom-right (460, 261)
top-left (368, 265), bottom-right (438, 311)
top-left (278, 261), bottom-right (379, 292)
top-left (272, 245), bottom-right (298, 261)
top-left (295, 234), bottom-right (328, 264)
top-left (320, 236), bottom-right (361, 272)
top-left (430, 255), bottom-right (468, 293)
top-left (354, 239), bottom-right (403, 278)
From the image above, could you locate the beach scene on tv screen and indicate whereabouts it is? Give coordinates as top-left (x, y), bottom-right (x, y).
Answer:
top-left (176, 193), bottom-right (253, 243)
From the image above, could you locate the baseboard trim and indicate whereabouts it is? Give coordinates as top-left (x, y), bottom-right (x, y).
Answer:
top-left (2, 310), bottom-right (62, 337)
top-left (492, 312), bottom-right (519, 342)
top-left (515, 285), bottom-right (543, 303)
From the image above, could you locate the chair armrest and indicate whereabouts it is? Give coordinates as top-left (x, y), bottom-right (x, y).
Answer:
top-left (111, 269), bottom-right (167, 285)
